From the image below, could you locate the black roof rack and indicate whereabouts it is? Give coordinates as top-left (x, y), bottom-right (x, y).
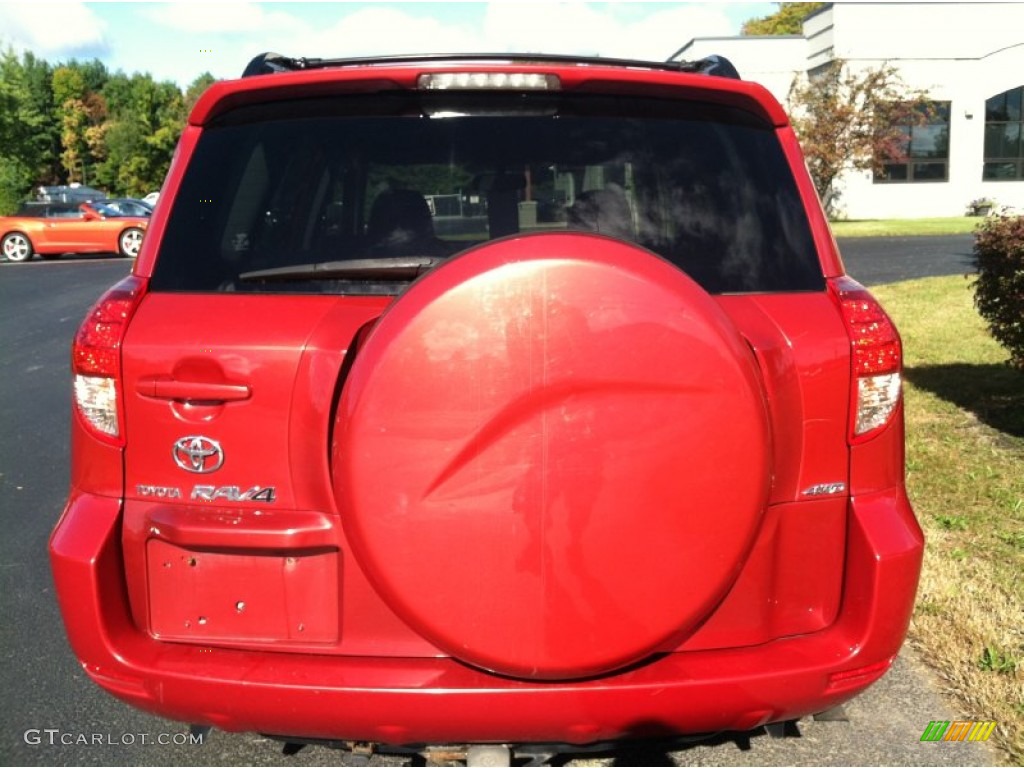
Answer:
top-left (241, 52), bottom-right (740, 80)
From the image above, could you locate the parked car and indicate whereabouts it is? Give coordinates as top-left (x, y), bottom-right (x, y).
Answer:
top-left (143, 191), bottom-right (160, 205)
top-left (35, 184), bottom-right (107, 204)
top-left (92, 198), bottom-right (154, 217)
top-left (1, 202), bottom-right (147, 262)
top-left (50, 52), bottom-right (923, 764)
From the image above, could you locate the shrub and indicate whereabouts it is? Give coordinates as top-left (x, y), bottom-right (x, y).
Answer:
top-left (973, 215), bottom-right (1024, 369)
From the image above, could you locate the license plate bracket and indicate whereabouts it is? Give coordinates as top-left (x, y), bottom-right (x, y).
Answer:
top-left (147, 539), bottom-right (339, 644)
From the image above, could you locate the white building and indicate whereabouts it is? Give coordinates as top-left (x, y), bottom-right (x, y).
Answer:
top-left (672, 2), bottom-right (1024, 219)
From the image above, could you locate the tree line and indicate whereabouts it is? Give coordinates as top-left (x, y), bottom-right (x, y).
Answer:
top-left (1, 2), bottom-right (925, 220)
top-left (0, 48), bottom-right (215, 214)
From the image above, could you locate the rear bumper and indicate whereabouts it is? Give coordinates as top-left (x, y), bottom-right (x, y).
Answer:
top-left (50, 489), bottom-right (922, 745)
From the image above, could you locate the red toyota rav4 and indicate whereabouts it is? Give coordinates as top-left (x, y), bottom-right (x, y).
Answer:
top-left (51, 53), bottom-right (923, 762)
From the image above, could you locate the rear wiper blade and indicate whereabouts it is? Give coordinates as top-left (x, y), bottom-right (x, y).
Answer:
top-left (239, 256), bottom-right (444, 282)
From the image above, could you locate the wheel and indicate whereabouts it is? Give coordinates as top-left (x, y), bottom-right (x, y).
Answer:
top-left (334, 233), bottom-right (770, 680)
top-left (2, 232), bottom-right (34, 262)
top-left (118, 227), bottom-right (144, 258)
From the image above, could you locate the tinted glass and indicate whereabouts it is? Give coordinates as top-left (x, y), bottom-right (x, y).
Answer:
top-left (986, 92), bottom-right (1007, 122)
top-left (152, 92), bottom-right (822, 295)
top-left (983, 161), bottom-right (1020, 180)
top-left (910, 162), bottom-right (947, 181)
top-left (15, 203), bottom-right (79, 217)
top-left (1007, 88), bottom-right (1023, 122)
top-left (880, 164), bottom-right (909, 181)
top-left (909, 124), bottom-right (949, 158)
top-left (985, 123), bottom-right (1021, 158)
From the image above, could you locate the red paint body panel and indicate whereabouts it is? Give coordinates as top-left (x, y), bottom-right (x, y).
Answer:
top-left (678, 497), bottom-right (846, 652)
top-left (715, 293), bottom-right (851, 504)
top-left (190, 63), bottom-right (790, 127)
top-left (50, 486), bottom-right (921, 744)
top-left (849, 409), bottom-right (909, 495)
top-left (120, 293), bottom-right (346, 511)
top-left (69, 413), bottom-right (124, 498)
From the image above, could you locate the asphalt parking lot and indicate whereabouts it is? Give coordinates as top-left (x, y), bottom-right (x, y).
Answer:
top-left (836, 234), bottom-right (975, 286)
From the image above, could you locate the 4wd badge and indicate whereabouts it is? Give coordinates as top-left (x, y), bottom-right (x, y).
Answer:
top-left (173, 436), bottom-right (224, 474)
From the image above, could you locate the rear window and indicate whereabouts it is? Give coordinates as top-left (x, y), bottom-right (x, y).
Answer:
top-left (151, 91), bottom-right (822, 294)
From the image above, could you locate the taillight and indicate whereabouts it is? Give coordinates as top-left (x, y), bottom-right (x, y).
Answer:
top-left (72, 275), bottom-right (147, 444)
top-left (417, 72), bottom-right (560, 90)
top-left (829, 276), bottom-right (902, 441)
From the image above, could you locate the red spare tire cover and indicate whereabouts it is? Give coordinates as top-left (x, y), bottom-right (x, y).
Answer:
top-left (333, 233), bottom-right (770, 680)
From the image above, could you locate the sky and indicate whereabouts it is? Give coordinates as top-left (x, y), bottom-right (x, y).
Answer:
top-left (0, 1), bottom-right (777, 88)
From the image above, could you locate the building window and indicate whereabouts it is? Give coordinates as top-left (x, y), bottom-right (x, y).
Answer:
top-left (984, 86), bottom-right (1023, 181)
top-left (874, 101), bottom-right (951, 183)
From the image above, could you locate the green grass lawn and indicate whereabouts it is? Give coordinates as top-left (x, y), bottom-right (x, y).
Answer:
top-left (831, 217), bottom-right (984, 238)
top-left (871, 276), bottom-right (1024, 763)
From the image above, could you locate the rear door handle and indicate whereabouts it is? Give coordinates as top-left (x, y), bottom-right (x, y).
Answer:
top-left (136, 377), bottom-right (251, 403)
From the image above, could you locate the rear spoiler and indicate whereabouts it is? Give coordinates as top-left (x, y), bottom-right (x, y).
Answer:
top-left (241, 52), bottom-right (741, 80)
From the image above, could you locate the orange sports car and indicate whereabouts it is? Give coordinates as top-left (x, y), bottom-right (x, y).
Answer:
top-left (0, 202), bottom-right (147, 262)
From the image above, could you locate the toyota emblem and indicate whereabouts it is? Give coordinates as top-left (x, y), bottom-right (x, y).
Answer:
top-left (173, 436), bottom-right (224, 474)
